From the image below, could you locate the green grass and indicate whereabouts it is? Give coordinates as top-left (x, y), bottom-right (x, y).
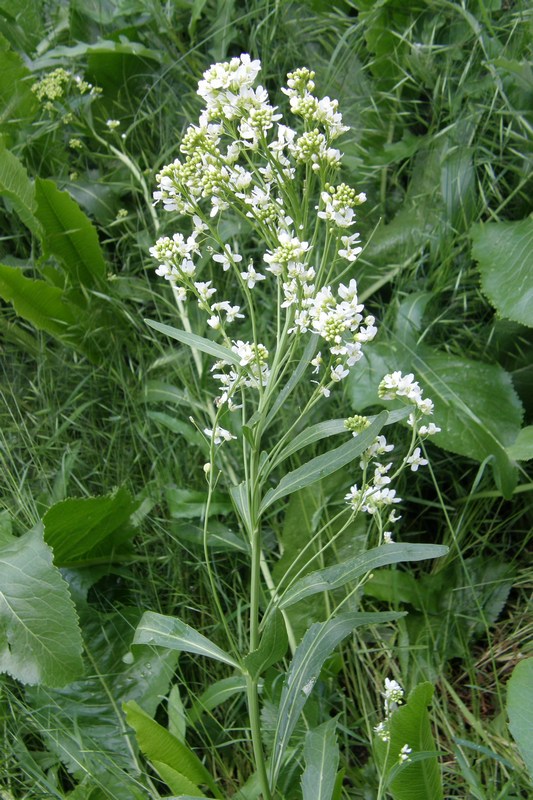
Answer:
top-left (1, 0), bottom-right (532, 798)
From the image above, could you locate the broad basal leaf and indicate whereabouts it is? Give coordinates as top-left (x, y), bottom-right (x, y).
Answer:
top-left (43, 487), bottom-right (138, 565)
top-left (133, 611), bottom-right (241, 669)
top-left (0, 529), bottom-right (83, 686)
top-left (471, 217), bottom-right (533, 328)
top-left (270, 611), bottom-right (404, 786)
top-left (35, 177), bottom-right (107, 288)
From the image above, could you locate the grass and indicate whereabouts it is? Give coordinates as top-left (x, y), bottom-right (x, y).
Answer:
top-left (1, 0), bottom-right (532, 798)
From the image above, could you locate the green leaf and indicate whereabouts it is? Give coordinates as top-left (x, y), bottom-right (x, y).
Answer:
top-left (279, 543), bottom-right (448, 609)
top-left (124, 700), bottom-right (219, 796)
top-left (0, 263), bottom-right (81, 336)
top-left (270, 611), bottom-right (404, 785)
top-left (133, 611), bottom-right (241, 669)
top-left (26, 606), bottom-right (178, 795)
top-left (349, 336), bottom-right (523, 498)
top-left (375, 682), bottom-right (443, 800)
top-left (0, 140), bottom-right (40, 233)
top-left (244, 609), bottom-right (289, 679)
top-left (506, 426), bottom-right (533, 461)
top-left (265, 335), bottom-right (319, 427)
top-left (507, 658), bottom-right (533, 782)
top-left (145, 319), bottom-right (241, 366)
top-left (230, 481), bottom-right (253, 534)
top-left (471, 217), bottom-right (533, 328)
top-left (35, 178), bottom-right (107, 288)
top-left (151, 762), bottom-right (204, 796)
top-left (260, 412), bottom-right (388, 514)
top-left (43, 487), bottom-right (137, 565)
top-left (0, 529), bottom-right (83, 686)
top-left (0, 38), bottom-right (38, 130)
top-left (189, 676), bottom-right (247, 724)
top-left (301, 718), bottom-right (340, 800)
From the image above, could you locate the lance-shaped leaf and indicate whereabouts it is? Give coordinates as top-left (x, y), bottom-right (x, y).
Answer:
top-left (0, 529), bottom-right (83, 686)
top-left (124, 700), bottom-right (221, 798)
top-left (301, 718), bottom-right (340, 800)
top-left (507, 658), bottom-right (533, 783)
top-left (260, 412), bottom-right (387, 514)
top-left (269, 611), bottom-right (404, 785)
top-left (35, 177), bottom-right (107, 288)
top-left (244, 609), bottom-right (289, 679)
top-left (265, 335), bottom-right (319, 427)
top-left (145, 319), bottom-right (241, 366)
top-left (189, 676), bottom-right (248, 724)
top-left (133, 611), bottom-right (241, 670)
top-left (279, 543), bottom-right (448, 609)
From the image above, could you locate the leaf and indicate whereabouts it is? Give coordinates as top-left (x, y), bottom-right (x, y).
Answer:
top-left (507, 658), bottom-right (533, 782)
top-left (375, 682), bottom-right (443, 800)
top-left (506, 426), bottom-right (533, 461)
top-left (301, 718), bottom-right (340, 800)
top-left (133, 611), bottom-right (241, 669)
top-left (279, 543), bottom-right (448, 609)
top-left (349, 337), bottom-right (523, 498)
top-left (0, 38), bottom-right (37, 129)
top-left (43, 487), bottom-right (137, 565)
top-left (0, 529), bottom-right (83, 686)
top-left (151, 762), bottom-right (204, 796)
top-left (471, 217), bottom-right (533, 328)
top-left (188, 675), bottom-right (248, 724)
top-left (124, 700), bottom-right (219, 796)
top-left (244, 609), bottom-right (289, 679)
top-left (260, 412), bottom-right (388, 514)
top-left (26, 606), bottom-right (178, 795)
top-left (265, 335), bottom-right (319, 427)
top-left (0, 263), bottom-right (81, 336)
top-left (35, 178), bottom-right (107, 288)
top-left (269, 610), bottom-right (404, 785)
top-left (230, 481), bottom-right (253, 534)
top-left (0, 140), bottom-right (40, 233)
top-left (145, 319), bottom-right (241, 366)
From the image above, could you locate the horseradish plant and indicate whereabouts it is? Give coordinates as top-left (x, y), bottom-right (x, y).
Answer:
top-left (133, 54), bottom-right (445, 799)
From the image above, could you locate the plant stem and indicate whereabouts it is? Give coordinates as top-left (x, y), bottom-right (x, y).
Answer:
top-left (246, 672), bottom-right (272, 800)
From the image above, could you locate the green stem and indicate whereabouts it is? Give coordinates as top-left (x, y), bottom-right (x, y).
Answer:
top-left (246, 674), bottom-right (272, 800)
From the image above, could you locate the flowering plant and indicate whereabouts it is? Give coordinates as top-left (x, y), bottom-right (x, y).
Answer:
top-left (132, 54), bottom-right (447, 799)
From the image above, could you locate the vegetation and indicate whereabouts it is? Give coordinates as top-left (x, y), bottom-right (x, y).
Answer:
top-left (1, 1), bottom-right (532, 798)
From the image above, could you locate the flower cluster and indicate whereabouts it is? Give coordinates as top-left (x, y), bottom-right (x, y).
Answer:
top-left (374, 677), bottom-right (405, 742)
top-left (32, 68), bottom-right (101, 111)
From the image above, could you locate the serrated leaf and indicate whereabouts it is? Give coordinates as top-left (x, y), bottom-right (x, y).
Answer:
top-left (301, 718), bottom-right (340, 800)
top-left (279, 543), bottom-right (448, 609)
top-left (471, 217), bottom-right (533, 328)
top-left (375, 682), bottom-right (443, 800)
top-left (43, 487), bottom-right (137, 565)
top-left (124, 700), bottom-right (219, 796)
top-left (270, 611), bottom-right (404, 785)
top-left (260, 412), bottom-right (388, 514)
top-left (244, 609), bottom-right (288, 679)
top-left (0, 529), bottom-right (83, 686)
top-left (133, 611), bottom-right (241, 669)
top-left (145, 319), bottom-right (241, 366)
top-left (0, 141), bottom-right (40, 233)
top-left (507, 658), bottom-right (533, 782)
top-left (35, 178), bottom-right (107, 288)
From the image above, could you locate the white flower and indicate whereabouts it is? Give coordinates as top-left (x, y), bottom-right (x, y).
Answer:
top-left (240, 262), bottom-right (266, 289)
top-left (383, 677), bottom-right (404, 716)
top-left (383, 531), bottom-right (394, 544)
top-left (311, 352), bottom-right (323, 373)
top-left (374, 721), bottom-right (390, 742)
top-left (194, 281), bottom-right (216, 303)
top-left (331, 364), bottom-right (349, 382)
top-left (106, 119), bottom-right (120, 130)
top-left (213, 244), bottom-right (243, 271)
top-left (405, 447), bottom-right (428, 471)
top-left (419, 422), bottom-right (441, 436)
top-left (203, 425), bottom-right (236, 445)
top-left (398, 744), bottom-right (412, 764)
